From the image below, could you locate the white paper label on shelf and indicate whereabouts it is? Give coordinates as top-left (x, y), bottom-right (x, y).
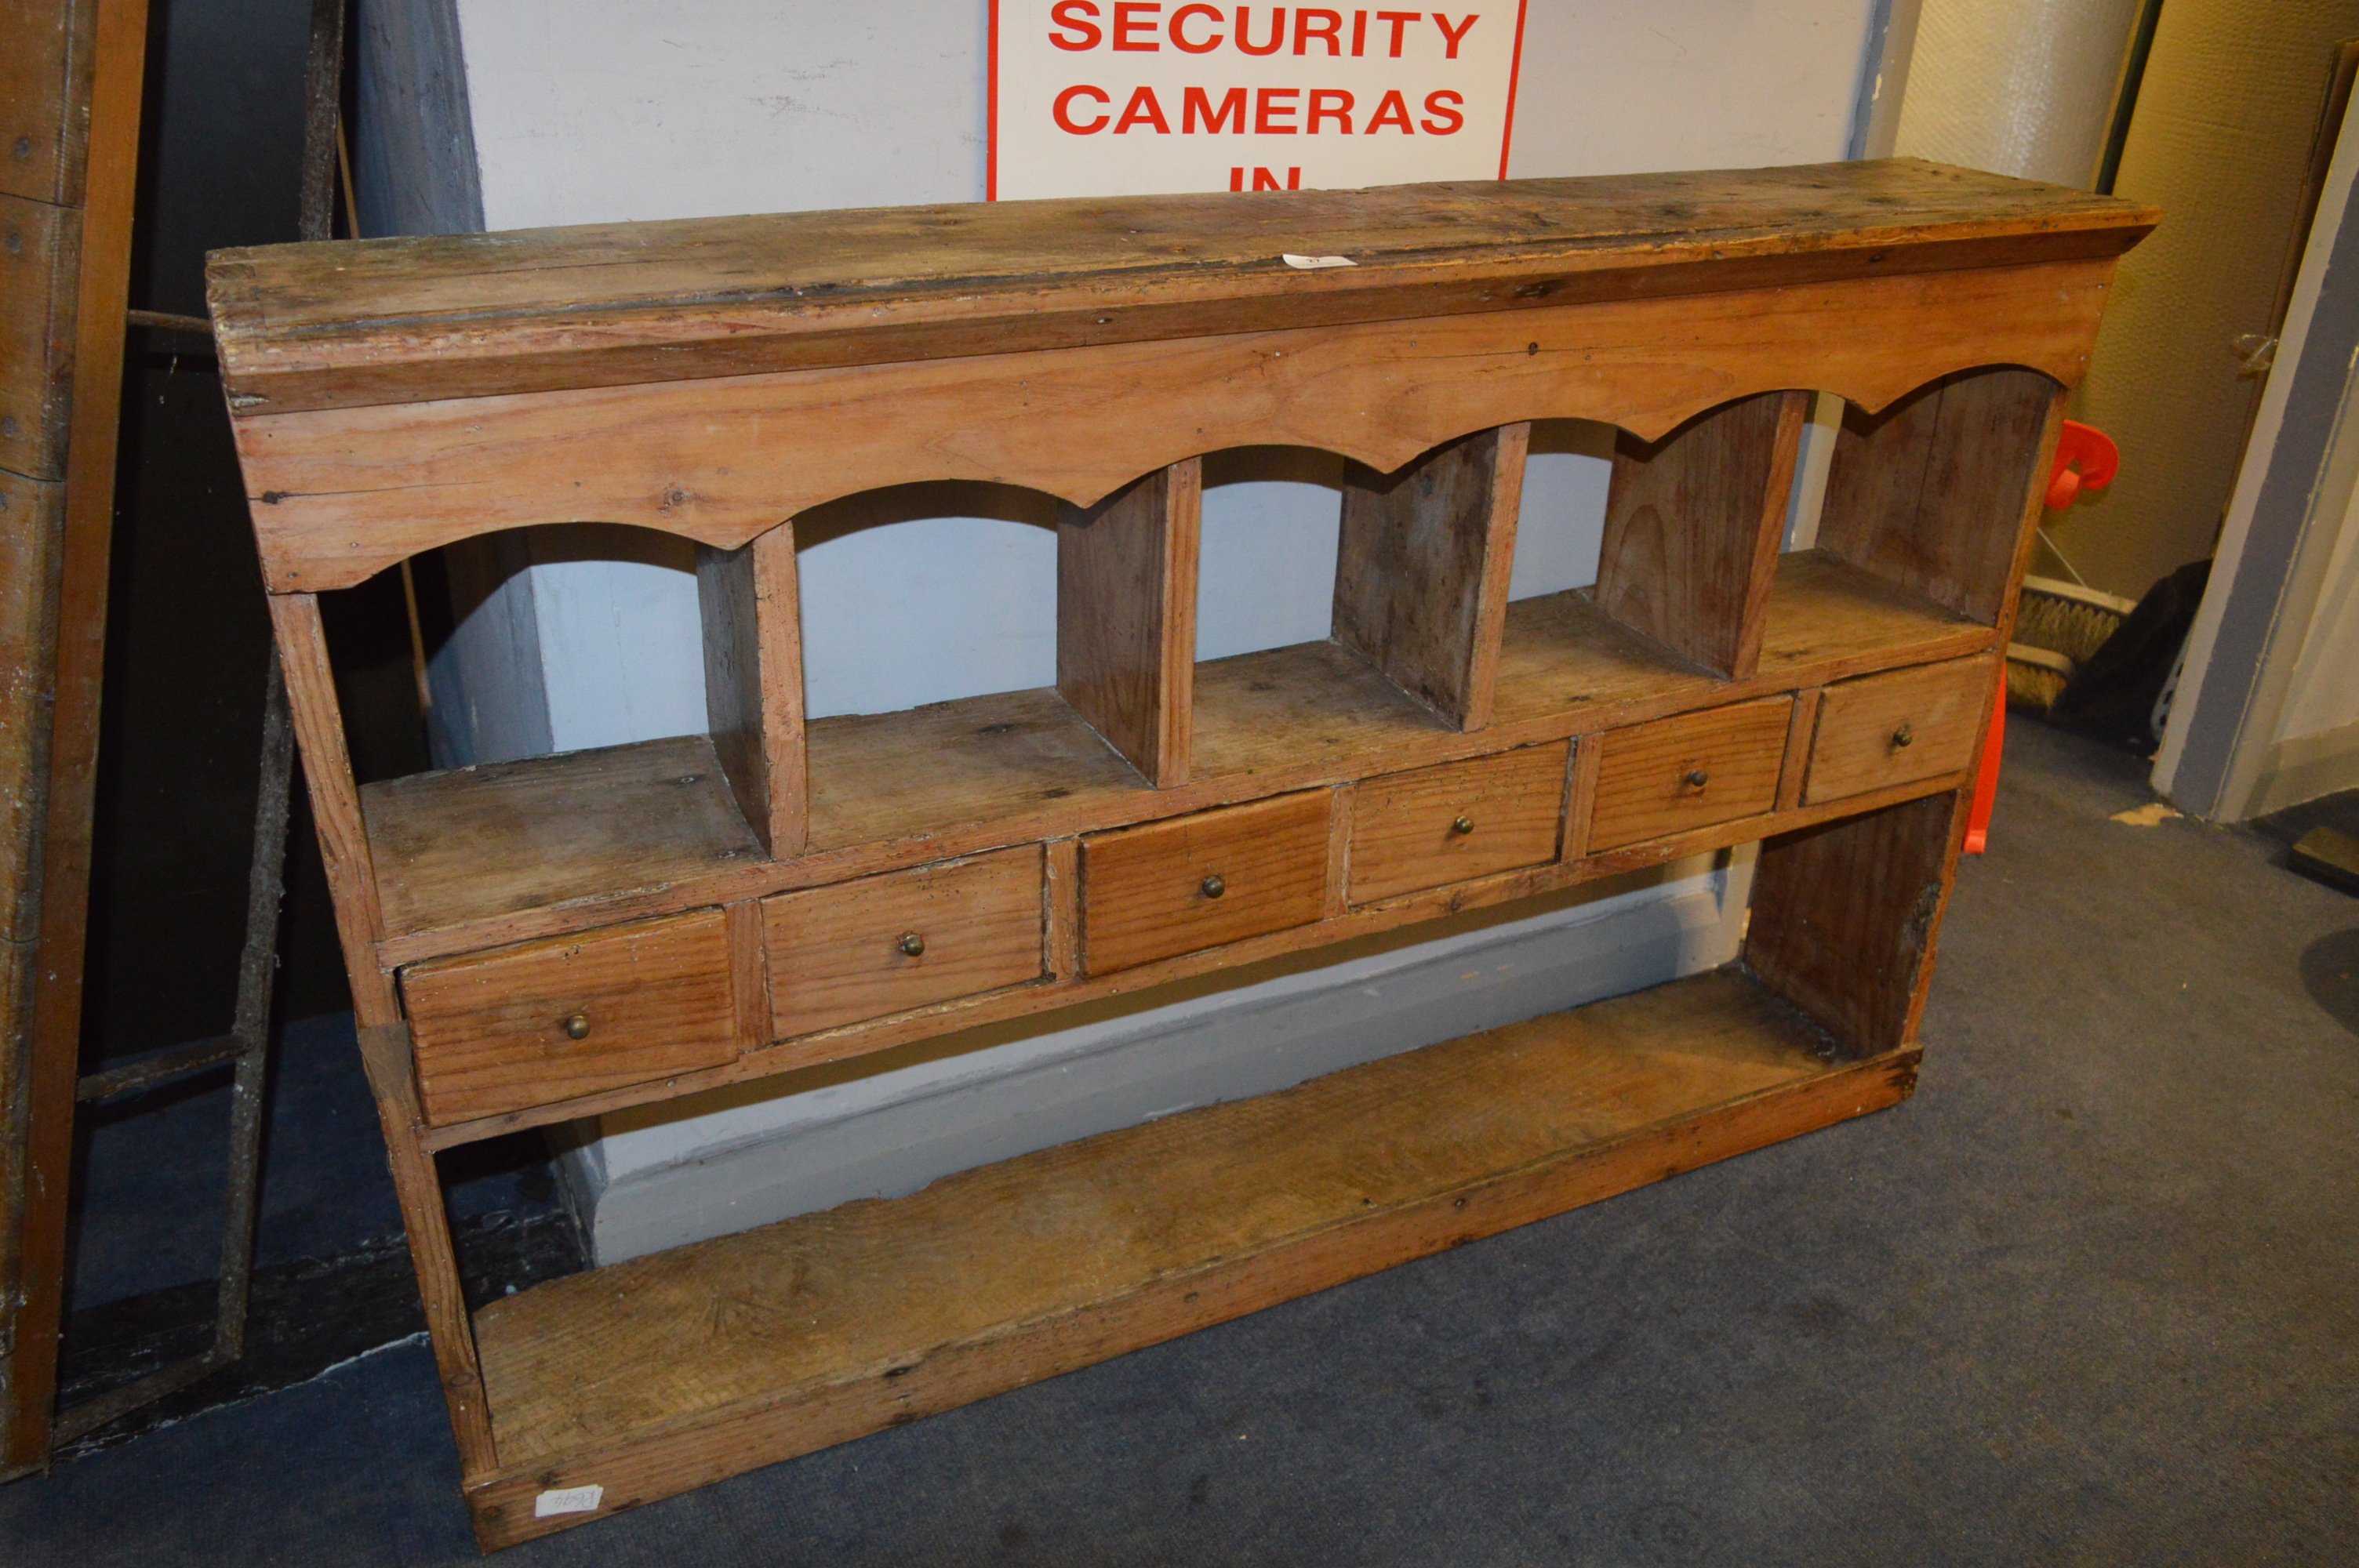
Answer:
top-left (534, 1484), bottom-right (605, 1518)
top-left (1281, 253), bottom-right (1357, 269)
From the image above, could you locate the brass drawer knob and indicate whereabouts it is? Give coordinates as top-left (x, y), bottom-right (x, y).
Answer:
top-left (1892, 723), bottom-right (1915, 750)
top-left (897, 931), bottom-right (926, 957)
top-left (1684, 768), bottom-right (1710, 789)
top-left (1201, 873), bottom-right (1227, 899)
top-left (563, 1013), bottom-right (591, 1041)
top-left (1451, 815), bottom-right (1476, 835)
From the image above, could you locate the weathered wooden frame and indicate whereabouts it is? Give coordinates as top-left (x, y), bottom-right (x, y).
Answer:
top-left (206, 161), bottom-right (2147, 1548)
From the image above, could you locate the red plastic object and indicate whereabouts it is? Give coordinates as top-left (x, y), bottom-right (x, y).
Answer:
top-left (2045, 419), bottom-right (2120, 510)
top-left (1963, 684), bottom-right (2005, 855)
top-left (1967, 421), bottom-right (2119, 855)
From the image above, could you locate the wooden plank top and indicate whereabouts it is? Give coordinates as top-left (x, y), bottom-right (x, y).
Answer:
top-left (208, 159), bottom-right (2155, 415)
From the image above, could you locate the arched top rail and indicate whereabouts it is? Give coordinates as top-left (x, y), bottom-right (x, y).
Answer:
top-left (223, 159), bottom-right (2146, 592)
top-left (242, 331), bottom-right (2070, 592)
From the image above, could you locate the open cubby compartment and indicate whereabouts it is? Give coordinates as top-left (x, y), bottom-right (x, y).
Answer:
top-left (787, 465), bottom-right (1206, 859)
top-left (1810, 365), bottom-right (2064, 630)
top-left (1191, 425), bottom-right (1528, 779)
top-left (1491, 383), bottom-right (2029, 735)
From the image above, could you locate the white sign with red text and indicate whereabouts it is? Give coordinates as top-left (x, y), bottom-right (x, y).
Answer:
top-left (990, 2), bottom-right (1527, 199)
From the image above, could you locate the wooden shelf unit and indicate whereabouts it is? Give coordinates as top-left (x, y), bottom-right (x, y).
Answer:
top-left (210, 158), bottom-right (2153, 1549)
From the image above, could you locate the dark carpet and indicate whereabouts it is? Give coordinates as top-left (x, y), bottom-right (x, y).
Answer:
top-left (5, 720), bottom-right (2356, 1565)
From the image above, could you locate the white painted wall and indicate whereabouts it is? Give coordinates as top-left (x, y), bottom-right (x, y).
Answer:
top-left (397, 0), bottom-right (1887, 1258)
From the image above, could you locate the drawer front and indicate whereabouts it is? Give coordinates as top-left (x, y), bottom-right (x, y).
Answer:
top-left (762, 846), bottom-right (1045, 1040)
top-left (402, 909), bottom-right (737, 1125)
top-left (1805, 657), bottom-right (1988, 805)
top-left (1082, 791), bottom-right (1332, 975)
top-left (1350, 742), bottom-right (1569, 905)
top-left (1587, 698), bottom-right (1793, 851)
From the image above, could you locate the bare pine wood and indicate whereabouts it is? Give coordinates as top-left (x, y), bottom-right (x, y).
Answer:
top-left (205, 161), bottom-right (2154, 417)
top-left (1336, 423), bottom-right (1528, 728)
top-left (271, 593), bottom-right (398, 1021)
top-left (0, 192), bottom-right (77, 481)
top-left (696, 522), bottom-right (806, 855)
top-left (1774, 689), bottom-right (1824, 813)
top-left (360, 554), bottom-right (1997, 965)
top-left (416, 766), bottom-right (1970, 1155)
top-left (1816, 367), bottom-right (2061, 625)
top-left (1348, 742), bottom-right (1568, 905)
top-left (1803, 658), bottom-right (1991, 805)
top-left (402, 909), bottom-right (740, 1126)
top-left (365, 733), bottom-right (765, 938)
top-left (228, 260), bottom-right (2125, 592)
top-left (1594, 390), bottom-right (1806, 679)
top-left (1587, 699), bottom-right (1794, 852)
top-left (1558, 735), bottom-right (1603, 862)
top-left (215, 168), bottom-right (2148, 1541)
top-left (761, 846), bottom-right (1045, 1045)
top-left (1746, 790), bottom-right (1965, 1057)
top-left (725, 900), bottom-right (768, 1056)
top-left (354, 1022), bottom-right (500, 1476)
top-left (1080, 791), bottom-right (1331, 975)
top-left (1056, 459), bottom-right (1199, 786)
top-left (464, 967), bottom-right (1912, 1547)
top-left (1045, 836), bottom-right (1081, 981)
top-left (0, 0), bottom-right (91, 206)
top-left (1, 0), bottom-right (138, 1475)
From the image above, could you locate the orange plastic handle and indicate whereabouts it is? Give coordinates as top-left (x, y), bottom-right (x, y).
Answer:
top-left (2046, 420), bottom-right (2120, 510)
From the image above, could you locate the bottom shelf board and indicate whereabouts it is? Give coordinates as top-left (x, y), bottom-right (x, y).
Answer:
top-left (463, 966), bottom-right (1919, 1546)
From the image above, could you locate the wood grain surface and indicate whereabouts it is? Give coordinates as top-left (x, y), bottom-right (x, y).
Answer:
top-left (696, 523), bottom-right (806, 855)
top-left (1595, 390), bottom-right (1805, 679)
top-left (403, 909), bottom-right (739, 1125)
top-left (1348, 742), bottom-right (1568, 905)
top-left (761, 846), bottom-right (1045, 1043)
top-left (1747, 790), bottom-right (1965, 1058)
top-left (1587, 699), bottom-right (1794, 851)
top-left (1335, 423), bottom-right (1527, 728)
top-left (463, 967), bottom-right (1914, 1545)
top-left (0, 0), bottom-right (92, 207)
top-left (1817, 367), bottom-right (2059, 625)
top-left (0, 191), bottom-right (78, 481)
top-left (205, 160), bottom-right (2154, 416)
top-left (361, 557), bottom-right (1997, 962)
top-left (233, 258), bottom-right (2118, 590)
top-left (409, 765), bottom-right (1968, 1153)
top-left (1057, 460), bottom-right (1199, 786)
top-left (1081, 790), bottom-right (1332, 975)
top-left (1803, 657), bottom-right (1990, 805)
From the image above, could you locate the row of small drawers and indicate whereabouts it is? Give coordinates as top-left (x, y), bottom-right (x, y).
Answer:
top-left (399, 657), bottom-right (1989, 1126)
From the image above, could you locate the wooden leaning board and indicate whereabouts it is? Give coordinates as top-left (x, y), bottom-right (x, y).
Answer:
top-left (209, 159), bottom-right (2154, 1548)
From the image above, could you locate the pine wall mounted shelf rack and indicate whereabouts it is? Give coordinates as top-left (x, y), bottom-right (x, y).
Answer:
top-left (209, 158), bottom-right (2153, 1548)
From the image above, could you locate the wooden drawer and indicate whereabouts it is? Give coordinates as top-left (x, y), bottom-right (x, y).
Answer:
top-left (1805, 657), bottom-right (1988, 805)
top-left (1081, 791), bottom-right (1331, 975)
top-left (1350, 742), bottom-right (1569, 904)
top-left (402, 909), bottom-right (737, 1126)
top-left (1587, 698), bottom-right (1793, 851)
top-left (762, 846), bottom-right (1045, 1040)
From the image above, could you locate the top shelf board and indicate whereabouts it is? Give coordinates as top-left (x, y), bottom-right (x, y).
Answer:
top-left (207, 160), bottom-right (2156, 416)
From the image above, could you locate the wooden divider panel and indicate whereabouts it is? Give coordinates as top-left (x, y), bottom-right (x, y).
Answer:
top-left (1335, 423), bottom-right (1528, 731)
top-left (1744, 788), bottom-right (1964, 1057)
top-left (1594, 390), bottom-right (1807, 679)
top-left (1816, 367), bottom-right (2059, 626)
top-left (1058, 459), bottom-right (1201, 787)
top-left (696, 523), bottom-right (807, 855)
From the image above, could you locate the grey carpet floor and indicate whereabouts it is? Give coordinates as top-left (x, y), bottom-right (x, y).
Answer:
top-left (6, 719), bottom-right (2357, 1566)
